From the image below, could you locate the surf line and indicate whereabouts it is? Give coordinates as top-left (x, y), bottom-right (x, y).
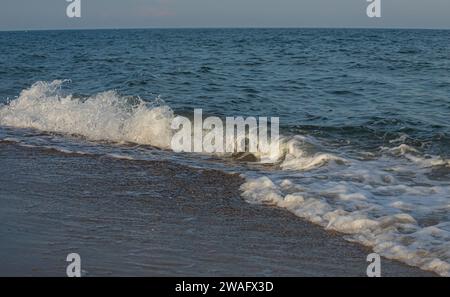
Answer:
top-left (170, 109), bottom-right (280, 161)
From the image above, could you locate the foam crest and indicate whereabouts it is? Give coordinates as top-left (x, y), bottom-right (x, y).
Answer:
top-left (278, 136), bottom-right (348, 171)
top-left (0, 81), bottom-right (174, 149)
top-left (385, 144), bottom-right (450, 168)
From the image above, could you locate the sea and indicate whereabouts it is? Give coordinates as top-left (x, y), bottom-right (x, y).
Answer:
top-left (0, 28), bottom-right (449, 276)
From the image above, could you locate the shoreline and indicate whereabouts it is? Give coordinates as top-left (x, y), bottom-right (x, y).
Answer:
top-left (0, 143), bottom-right (436, 276)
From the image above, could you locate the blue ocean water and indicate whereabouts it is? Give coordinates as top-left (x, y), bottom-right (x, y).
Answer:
top-left (1, 29), bottom-right (449, 155)
top-left (0, 29), bottom-right (449, 275)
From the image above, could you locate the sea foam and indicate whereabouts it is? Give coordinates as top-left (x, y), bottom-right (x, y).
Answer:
top-left (241, 136), bottom-right (450, 276)
top-left (0, 80), bottom-right (174, 149)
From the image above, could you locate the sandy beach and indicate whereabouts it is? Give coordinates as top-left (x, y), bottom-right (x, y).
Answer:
top-left (0, 142), bottom-right (434, 276)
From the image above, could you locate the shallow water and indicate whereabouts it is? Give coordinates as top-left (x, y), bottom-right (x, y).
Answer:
top-left (0, 143), bottom-right (433, 276)
top-left (0, 28), bottom-right (449, 275)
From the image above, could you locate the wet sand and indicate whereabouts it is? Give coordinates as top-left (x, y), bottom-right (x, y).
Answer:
top-left (0, 143), bottom-right (435, 276)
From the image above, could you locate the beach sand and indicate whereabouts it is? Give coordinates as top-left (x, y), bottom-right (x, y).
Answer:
top-left (0, 143), bottom-right (435, 276)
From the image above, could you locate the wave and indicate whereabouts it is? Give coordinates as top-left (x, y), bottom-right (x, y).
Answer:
top-left (1, 81), bottom-right (450, 276)
top-left (0, 80), bottom-right (174, 149)
top-left (241, 137), bottom-right (450, 276)
top-left (385, 144), bottom-right (450, 168)
top-left (278, 136), bottom-right (348, 171)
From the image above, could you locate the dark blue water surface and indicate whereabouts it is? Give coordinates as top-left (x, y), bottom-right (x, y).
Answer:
top-left (1, 28), bottom-right (449, 156)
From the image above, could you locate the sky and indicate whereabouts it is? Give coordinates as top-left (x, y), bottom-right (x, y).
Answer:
top-left (1, 0), bottom-right (450, 31)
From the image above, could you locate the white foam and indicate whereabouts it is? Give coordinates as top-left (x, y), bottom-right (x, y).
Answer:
top-left (278, 136), bottom-right (348, 171)
top-left (0, 81), bottom-right (174, 149)
top-left (385, 144), bottom-right (450, 168)
top-left (241, 175), bottom-right (450, 276)
top-left (240, 135), bottom-right (450, 276)
top-left (106, 153), bottom-right (135, 160)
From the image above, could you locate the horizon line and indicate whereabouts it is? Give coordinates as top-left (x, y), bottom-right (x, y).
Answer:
top-left (1, 25), bottom-right (450, 33)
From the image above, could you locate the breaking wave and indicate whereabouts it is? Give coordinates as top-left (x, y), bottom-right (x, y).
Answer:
top-left (1, 80), bottom-right (449, 276)
top-left (241, 139), bottom-right (450, 276)
top-left (0, 80), bottom-right (174, 149)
